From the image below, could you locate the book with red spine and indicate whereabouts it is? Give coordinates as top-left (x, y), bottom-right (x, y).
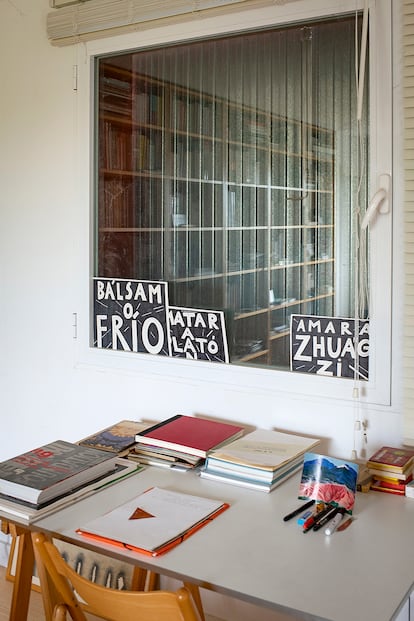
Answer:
top-left (366, 446), bottom-right (414, 475)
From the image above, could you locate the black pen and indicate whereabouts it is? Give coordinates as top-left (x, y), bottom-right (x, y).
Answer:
top-left (312, 506), bottom-right (340, 531)
top-left (302, 504), bottom-right (332, 532)
top-left (283, 499), bottom-right (315, 522)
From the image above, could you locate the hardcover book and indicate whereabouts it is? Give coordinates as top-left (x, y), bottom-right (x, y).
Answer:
top-left (76, 486), bottom-right (229, 556)
top-left (370, 477), bottom-right (408, 495)
top-left (366, 446), bottom-right (414, 474)
top-left (0, 459), bottom-right (142, 523)
top-left (0, 440), bottom-right (118, 505)
top-left (79, 420), bottom-right (148, 455)
top-left (134, 415), bottom-right (244, 458)
top-left (367, 466), bottom-right (413, 482)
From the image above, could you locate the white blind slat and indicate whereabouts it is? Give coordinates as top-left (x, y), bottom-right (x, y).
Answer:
top-left (47, 0), bottom-right (302, 45)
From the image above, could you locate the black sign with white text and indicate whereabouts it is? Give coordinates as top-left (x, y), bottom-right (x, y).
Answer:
top-left (168, 306), bottom-right (229, 362)
top-left (93, 278), bottom-right (229, 363)
top-left (290, 315), bottom-right (369, 380)
top-left (93, 278), bottom-right (171, 356)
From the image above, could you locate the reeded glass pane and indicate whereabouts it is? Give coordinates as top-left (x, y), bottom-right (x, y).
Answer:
top-left (95, 14), bottom-right (367, 370)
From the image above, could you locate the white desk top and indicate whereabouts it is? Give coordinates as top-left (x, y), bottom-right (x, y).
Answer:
top-left (30, 466), bottom-right (414, 621)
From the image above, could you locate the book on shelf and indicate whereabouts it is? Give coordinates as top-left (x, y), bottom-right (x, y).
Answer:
top-left (134, 415), bottom-right (245, 459)
top-left (78, 420), bottom-right (148, 456)
top-left (366, 446), bottom-right (414, 475)
top-left (0, 440), bottom-right (119, 506)
top-left (0, 459), bottom-right (143, 523)
top-left (76, 486), bottom-right (229, 557)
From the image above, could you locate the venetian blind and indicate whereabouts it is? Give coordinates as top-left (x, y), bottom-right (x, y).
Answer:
top-left (404, 0), bottom-right (414, 445)
top-left (46, 0), bottom-right (301, 46)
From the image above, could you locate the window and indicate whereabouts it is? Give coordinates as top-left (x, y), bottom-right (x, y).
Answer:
top-left (88, 0), bottom-right (392, 404)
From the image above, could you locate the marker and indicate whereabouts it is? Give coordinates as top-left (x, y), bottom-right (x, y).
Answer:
top-left (313, 506), bottom-right (340, 531)
top-left (303, 505), bottom-right (331, 533)
top-left (325, 509), bottom-right (346, 535)
top-left (297, 509), bottom-right (313, 525)
top-left (283, 499), bottom-right (315, 522)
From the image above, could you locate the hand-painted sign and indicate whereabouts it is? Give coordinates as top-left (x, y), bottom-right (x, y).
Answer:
top-left (290, 315), bottom-right (369, 380)
top-left (93, 278), bottom-right (229, 363)
top-left (93, 278), bottom-right (171, 356)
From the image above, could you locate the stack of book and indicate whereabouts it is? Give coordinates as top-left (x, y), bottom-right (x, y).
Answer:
top-left (0, 440), bottom-right (141, 523)
top-left (199, 429), bottom-right (320, 492)
top-left (366, 446), bottom-right (414, 495)
top-left (130, 414), bottom-right (245, 471)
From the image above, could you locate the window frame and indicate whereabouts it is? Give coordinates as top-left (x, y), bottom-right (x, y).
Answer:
top-left (75, 0), bottom-right (393, 407)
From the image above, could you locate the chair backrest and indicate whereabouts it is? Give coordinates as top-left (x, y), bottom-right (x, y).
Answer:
top-left (31, 532), bottom-right (201, 621)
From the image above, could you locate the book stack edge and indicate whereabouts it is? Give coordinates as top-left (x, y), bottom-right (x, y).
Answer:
top-left (129, 414), bottom-right (245, 471)
top-left (365, 446), bottom-right (414, 496)
top-left (199, 429), bottom-right (320, 493)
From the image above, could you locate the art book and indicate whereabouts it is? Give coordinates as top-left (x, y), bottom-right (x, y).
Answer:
top-left (0, 459), bottom-right (142, 523)
top-left (79, 420), bottom-right (148, 455)
top-left (76, 486), bottom-right (229, 556)
top-left (298, 453), bottom-right (359, 513)
top-left (366, 446), bottom-right (414, 474)
top-left (135, 415), bottom-right (244, 458)
top-left (0, 440), bottom-right (118, 506)
top-left (206, 429), bottom-right (320, 475)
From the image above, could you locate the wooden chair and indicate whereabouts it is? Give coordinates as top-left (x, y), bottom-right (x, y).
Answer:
top-left (31, 532), bottom-right (203, 621)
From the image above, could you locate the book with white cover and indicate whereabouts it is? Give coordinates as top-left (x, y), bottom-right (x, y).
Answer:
top-left (76, 486), bottom-right (229, 556)
top-left (200, 459), bottom-right (303, 492)
top-left (206, 428), bottom-right (320, 473)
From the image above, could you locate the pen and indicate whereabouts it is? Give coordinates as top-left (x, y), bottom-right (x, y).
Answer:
top-left (302, 505), bottom-right (331, 533)
top-left (312, 506), bottom-right (339, 531)
top-left (325, 508), bottom-right (346, 535)
top-left (283, 499), bottom-right (315, 522)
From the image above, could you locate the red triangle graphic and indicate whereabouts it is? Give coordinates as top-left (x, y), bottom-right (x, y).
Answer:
top-left (129, 507), bottom-right (155, 520)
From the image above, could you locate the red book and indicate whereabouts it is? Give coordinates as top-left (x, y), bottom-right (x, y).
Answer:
top-left (366, 446), bottom-right (414, 474)
top-left (370, 481), bottom-right (406, 495)
top-left (370, 477), bottom-right (411, 493)
top-left (135, 415), bottom-right (244, 458)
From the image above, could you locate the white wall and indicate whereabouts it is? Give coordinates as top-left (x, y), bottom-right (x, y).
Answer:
top-left (0, 0), bottom-right (404, 461)
top-left (0, 1), bottom-right (405, 617)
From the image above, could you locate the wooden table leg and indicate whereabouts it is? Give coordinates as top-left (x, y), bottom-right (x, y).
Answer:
top-left (8, 526), bottom-right (35, 621)
top-left (131, 566), bottom-right (159, 591)
top-left (183, 582), bottom-right (206, 621)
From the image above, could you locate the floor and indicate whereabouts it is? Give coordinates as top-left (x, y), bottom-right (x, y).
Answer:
top-left (0, 565), bottom-right (45, 621)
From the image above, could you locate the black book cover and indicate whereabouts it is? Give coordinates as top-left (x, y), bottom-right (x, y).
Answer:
top-left (0, 440), bottom-right (117, 504)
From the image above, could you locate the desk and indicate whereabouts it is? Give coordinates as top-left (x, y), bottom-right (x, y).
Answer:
top-left (3, 466), bottom-right (414, 621)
